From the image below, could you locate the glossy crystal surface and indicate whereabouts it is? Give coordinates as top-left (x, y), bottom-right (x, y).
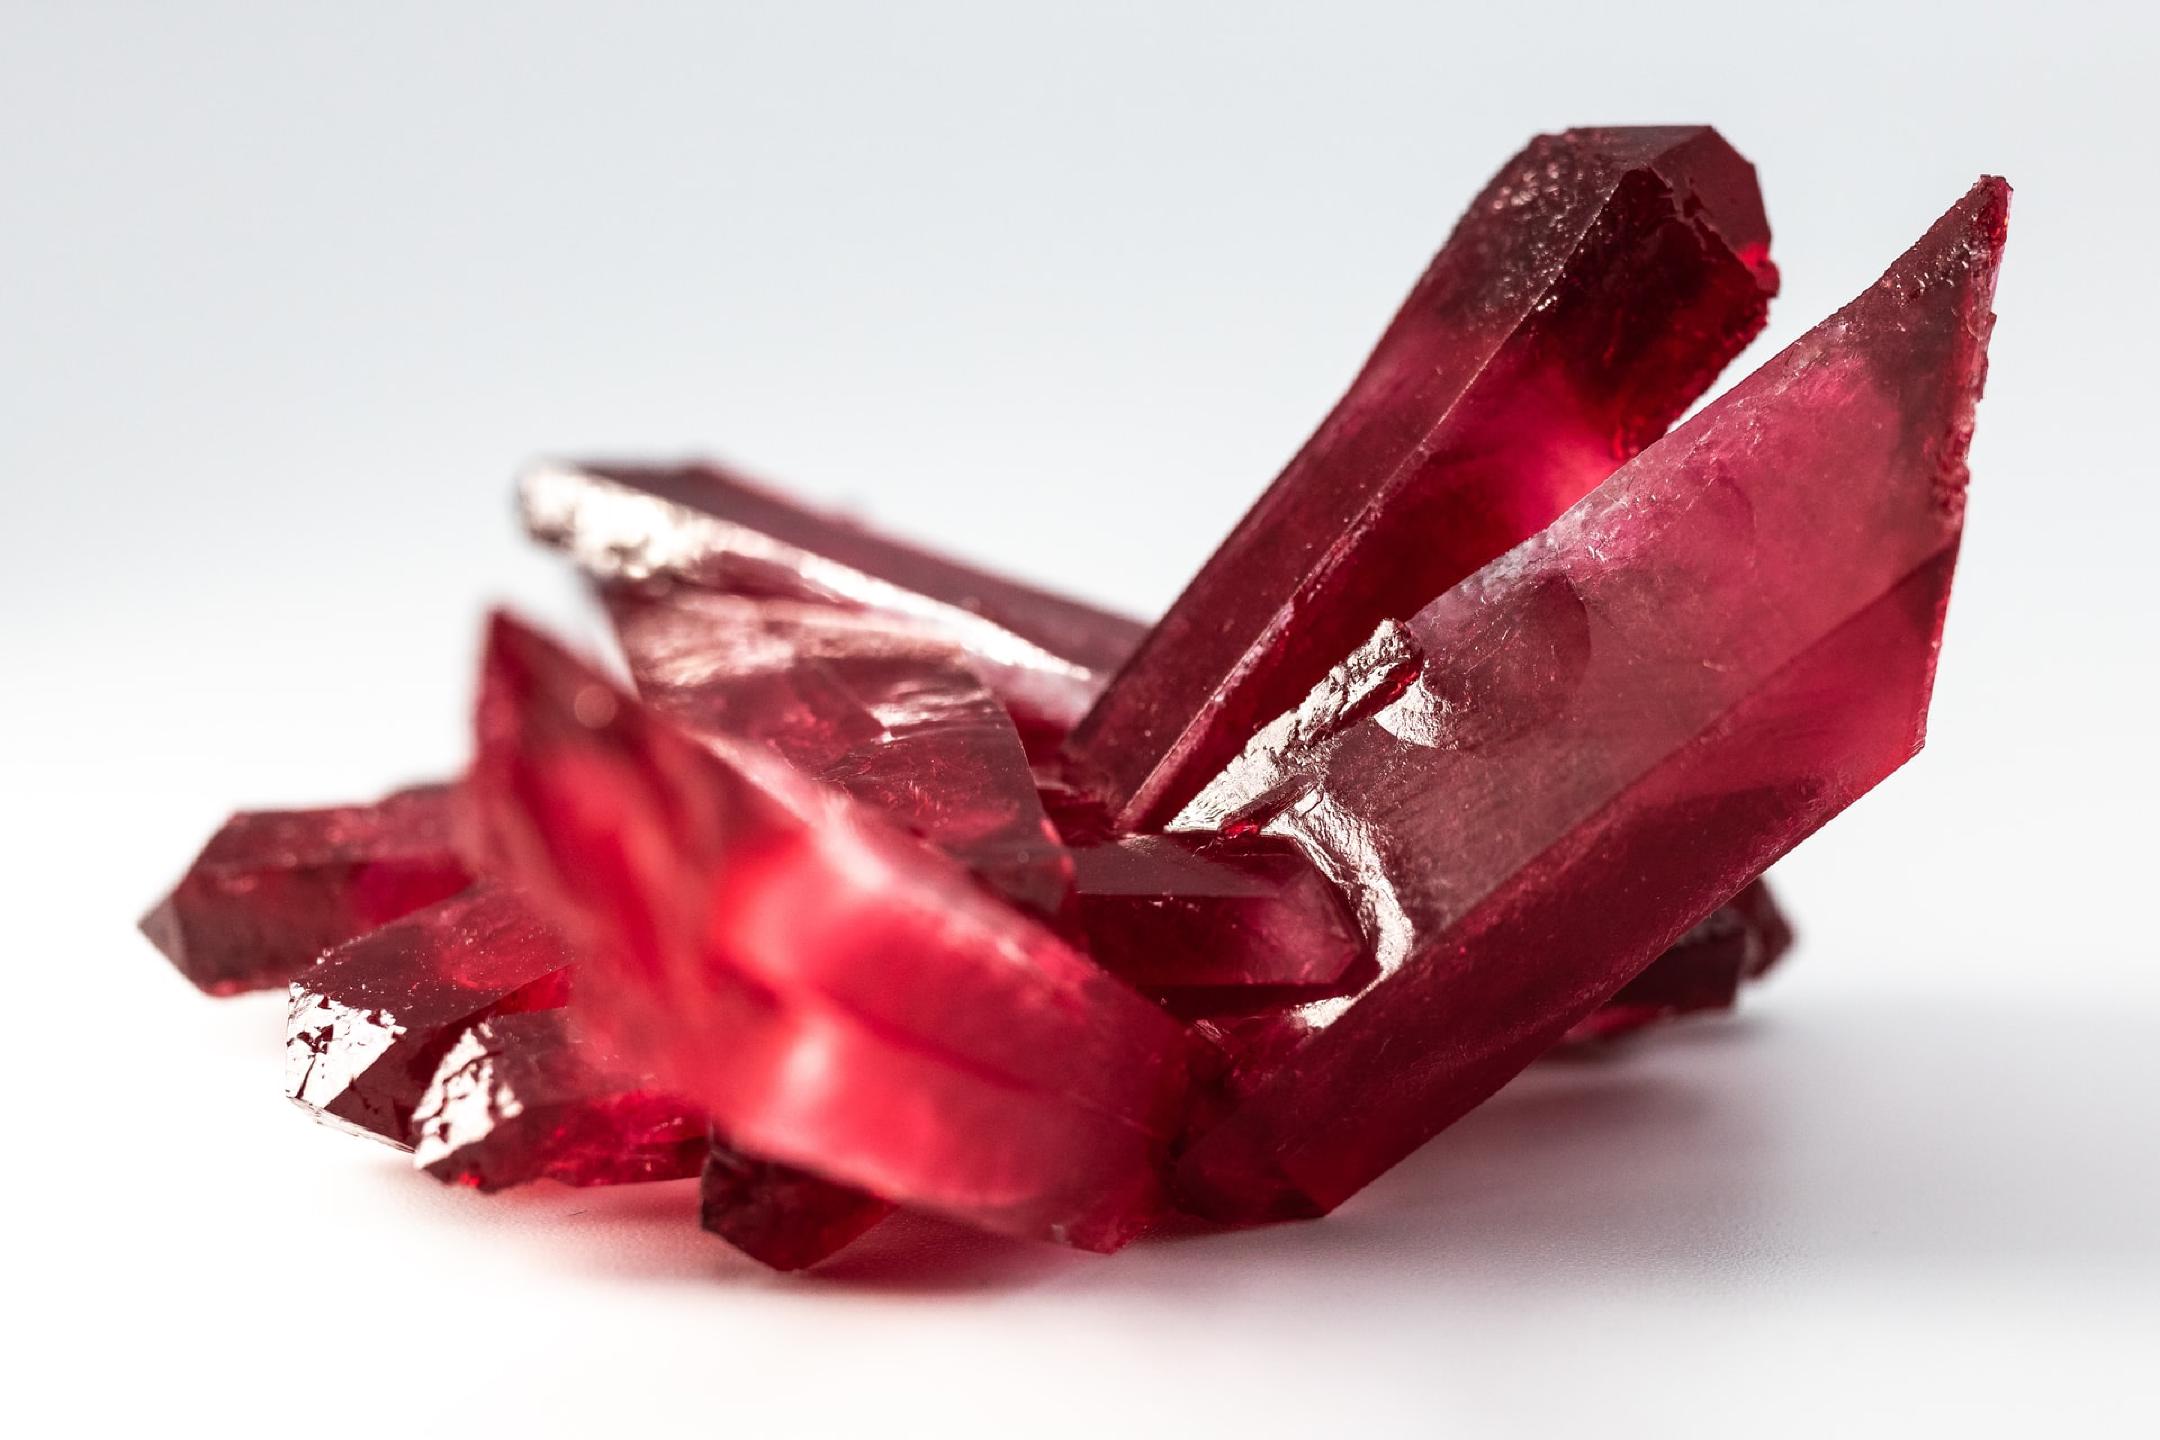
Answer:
top-left (141, 784), bottom-right (471, 994)
top-left (461, 614), bottom-right (1194, 1250)
top-left (1067, 126), bottom-right (1781, 827)
top-left (1170, 180), bottom-right (2007, 1221)
top-left (412, 1010), bottom-right (705, 1189)
top-left (522, 459), bottom-right (1141, 747)
top-left (609, 589), bottom-right (1070, 918)
top-left (284, 885), bottom-right (574, 1147)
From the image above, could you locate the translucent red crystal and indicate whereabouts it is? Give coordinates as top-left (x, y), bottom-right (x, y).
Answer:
top-left (522, 460), bottom-right (1142, 749)
top-left (411, 1010), bottom-right (706, 1189)
top-left (460, 614), bottom-right (1195, 1250)
top-left (284, 885), bottom-right (573, 1146)
top-left (608, 589), bottom-right (1071, 918)
top-left (1170, 180), bottom-right (2007, 1221)
top-left (141, 784), bottom-right (472, 994)
top-left (1066, 126), bottom-right (1781, 828)
top-left (1566, 880), bottom-right (1794, 1043)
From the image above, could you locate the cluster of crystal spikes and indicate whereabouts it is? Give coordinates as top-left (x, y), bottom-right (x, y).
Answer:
top-left (143, 127), bottom-right (2008, 1270)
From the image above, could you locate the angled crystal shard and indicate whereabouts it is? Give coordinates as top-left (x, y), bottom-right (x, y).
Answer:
top-left (1067, 126), bottom-right (1781, 827)
top-left (411, 1010), bottom-right (705, 1189)
top-left (1566, 880), bottom-right (1794, 1042)
top-left (1170, 180), bottom-right (2007, 1221)
top-left (1069, 834), bottom-right (1371, 1019)
top-left (461, 614), bottom-right (1194, 1250)
top-left (140, 784), bottom-right (472, 994)
top-left (608, 590), bottom-right (1070, 918)
top-left (521, 460), bottom-right (1142, 747)
top-left (284, 885), bottom-right (574, 1146)
top-left (699, 1138), bottom-right (895, 1272)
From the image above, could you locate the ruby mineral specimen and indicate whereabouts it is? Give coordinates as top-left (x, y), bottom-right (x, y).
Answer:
top-left (143, 126), bottom-right (2008, 1274)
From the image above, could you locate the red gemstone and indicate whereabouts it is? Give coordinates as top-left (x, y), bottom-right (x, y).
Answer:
top-left (141, 784), bottom-right (472, 994)
top-left (1069, 833), bottom-right (1371, 1019)
top-left (284, 885), bottom-right (574, 1146)
top-left (411, 1010), bottom-right (706, 1189)
top-left (1565, 879), bottom-right (1794, 1042)
top-left (1169, 180), bottom-right (2007, 1222)
top-left (608, 589), bottom-right (1071, 919)
top-left (699, 1139), bottom-right (895, 1272)
top-left (1066, 126), bottom-right (1781, 829)
top-left (460, 613), bottom-right (1195, 1251)
top-left (521, 459), bottom-right (1143, 750)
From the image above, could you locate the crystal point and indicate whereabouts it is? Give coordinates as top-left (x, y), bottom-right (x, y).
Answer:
top-left (1170, 180), bottom-right (2006, 1221)
top-left (284, 885), bottom-right (574, 1147)
top-left (1066, 126), bottom-right (1781, 827)
top-left (142, 785), bottom-right (472, 994)
top-left (699, 1139), bottom-right (895, 1272)
top-left (460, 613), bottom-right (1194, 1250)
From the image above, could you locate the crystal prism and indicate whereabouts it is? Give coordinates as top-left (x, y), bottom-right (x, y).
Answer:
top-left (699, 1139), bottom-right (896, 1272)
top-left (1169, 180), bottom-right (2007, 1221)
top-left (1066, 126), bottom-right (1781, 827)
top-left (141, 784), bottom-right (471, 994)
top-left (460, 614), bottom-right (1195, 1250)
top-left (1565, 880), bottom-right (1793, 1042)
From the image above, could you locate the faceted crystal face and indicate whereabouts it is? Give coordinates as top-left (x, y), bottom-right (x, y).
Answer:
top-left (141, 784), bottom-right (472, 994)
top-left (411, 1010), bottom-right (705, 1190)
top-left (1066, 126), bottom-right (1782, 829)
top-left (608, 590), bottom-right (1071, 919)
top-left (1565, 880), bottom-right (1794, 1042)
top-left (460, 615), bottom-right (1195, 1251)
top-left (521, 460), bottom-right (1143, 748)
top-left (284, 885), bottom-right (574, 1147)
top-left (1170, 180), bottom-right (2007, 1222)
top-left (700, 1139), bottom-right (895, 1272)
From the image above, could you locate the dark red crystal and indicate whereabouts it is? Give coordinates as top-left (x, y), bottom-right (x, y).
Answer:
top-left (1065, 126), bottom-right (1781, 828)
top-left (460, 614), bottom-right (1195, 1250)
top-left (522, 460), bottom-right (1142, 749)
top-left (142, 784), bottom-right (472, 994)
top-left (1168, 180), bottom-right (2007, 1222)
top-left (608, 589), bottom-right (1070, 919)
top-left (1565, 880), bottom-right (1794, 1042)
top-left (285, 885), bottom-right (573, 1146)
top-left (411, 1010), bottom-right (706, 1189)
top-left (699, 1138), bottom-right (895, 1272)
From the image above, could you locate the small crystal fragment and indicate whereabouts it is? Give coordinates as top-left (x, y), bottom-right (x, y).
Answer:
top-left (284, 885), bottom-right (573, 1147)
top-left (699, 1137), bottom-right (895, 1272)
top-left (1566, 880), bottom-right (1794, 1042)
top-left (1171, 180), bottom-right (2008, 1222)
top-left (1067, 126), bottom-right (1782, 827)
top-left (461, 614), bottom-right (1194, 1250)
top-left (521, 459), bottom-right (1142, 747)
top-left (609, 590), bottom-right (1071, 918)
top-left (411, 1010), bottom-right (705, 1189)
top-left (141, 784), bottom-right (471, 994)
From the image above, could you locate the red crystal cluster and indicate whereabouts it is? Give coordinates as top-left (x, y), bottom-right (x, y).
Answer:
top-left (143, 128), bottom-right (2007, 1271)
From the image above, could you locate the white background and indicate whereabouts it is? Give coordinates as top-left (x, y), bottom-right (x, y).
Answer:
top-left (6, 3), bottom-right (2156, 1435)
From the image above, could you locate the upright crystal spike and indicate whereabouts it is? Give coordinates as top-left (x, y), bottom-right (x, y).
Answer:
top-left (521, 460), bottom-right (1142, 747)
top-left (411, 1010), bottom-right (706, 1189)
top-left (1067, 127), bottom-right (1781, 827)
top-left (284, 885), bottom-right (574, 1146)
top-left (1171, 180), bottom-right (2007, 1222)
top-left (141, 784), bottom-right (472, 994)
top-left (460, 614), bottom-right (1195, 1250)
top-left (608, 590), bottom-right (1071, 918)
